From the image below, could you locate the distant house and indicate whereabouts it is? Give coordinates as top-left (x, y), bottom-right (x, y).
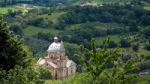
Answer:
top-left (36, 37), bottom-right (76, 80)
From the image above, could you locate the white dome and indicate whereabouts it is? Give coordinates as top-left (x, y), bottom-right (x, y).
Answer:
top-left (47, 42), bottom-right (61, 52)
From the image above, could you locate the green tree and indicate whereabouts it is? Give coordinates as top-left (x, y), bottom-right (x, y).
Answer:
top-left (132, 43), bottom-right (139, 52)
top-left (0, 17), bottom-right (33, 71)
top-left (144, 43), bottom-right (150, 51)
top-left (37, 32), bottom-right (53, 41)
top-left (75, 37), bottom-right (140, 84)
top-left (108, 40), bottom-right (117, 48)
top-left (10, 23), bottom-right (23, 36)
top-left (38, 67), bottom-right (52, 80)
top-left (141, 27), bottom-right (150, 38)
top-left (0, 66), bottom-right (44, 84)
top-left (120, 38), bottom-right (131, 48)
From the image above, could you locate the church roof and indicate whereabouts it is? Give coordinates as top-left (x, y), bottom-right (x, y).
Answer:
top-left (47, 61), bottom-right (58, 68)
top-left (47, 37), bottom-right (65, 52)
top-left (37, 58), bottom-right (46, 65)
top-left (66, 60), bottom-right (76, 67)
top-left (47, 42), bottom-right (61, 52)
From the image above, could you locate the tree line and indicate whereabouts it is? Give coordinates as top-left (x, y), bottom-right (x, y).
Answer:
top-left (0, 0), bottom-right (77, 6)
top-left (57, 5), bottom-right (150, 30)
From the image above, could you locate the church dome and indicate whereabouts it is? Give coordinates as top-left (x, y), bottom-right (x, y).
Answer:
top-left (47, 42), bottom-right (61, 52)
top-left (47, 37), bottom-right (65, 52)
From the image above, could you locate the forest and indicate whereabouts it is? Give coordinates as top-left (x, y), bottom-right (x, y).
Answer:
top-left (0, 0), bottom-right (150, 84)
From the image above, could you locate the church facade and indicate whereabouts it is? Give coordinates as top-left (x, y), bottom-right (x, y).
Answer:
top-left (36, 37), bottom-right (76, 80)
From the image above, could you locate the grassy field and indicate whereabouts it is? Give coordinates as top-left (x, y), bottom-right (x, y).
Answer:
top-left (95, 35), bottom-right (121, 45)
top-left (138, 75), bottom-right (150, 83)
top-left (48, 12), bottom-right (65, 23)
top-left (66, 22), bottom-right (124, 30)
top-left (38, 12), bottom-right (65, 23)
top-left (23, 26), bottom-right (61, 36)
top-left (0, 4), bottom-right (47, 15)
top-left (0, 7), bottom-right (16, 14)
top-left (144, 6), bottom-right (150, 11)
top-left (139, 48), bottom-right (150, 56)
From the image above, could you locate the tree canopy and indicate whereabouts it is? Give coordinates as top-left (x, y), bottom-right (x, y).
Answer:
top-left (71, 37), bottom-right (141, 84)
top-left (0, 17), bottom-right (33, 71)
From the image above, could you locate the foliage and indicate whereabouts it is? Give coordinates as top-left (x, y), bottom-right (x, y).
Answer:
top-left (10, 23), bottom-right (23, 36)
top-left (144, 43), bottom-right (150, 51)
top-left (64, 42), bottom-right (80, 63)
top-left (24, 37), bottom-right (49, 58)
top-left (0, 0), bottom-right (76, 7)
top-left (75, 37), bottom-right (141, 84)
top-left (0, 7), bottom-right (17, 14)
top-left (23, 26), bottom-right (60, 36)
top-left (0, 1), bottom-right (150, 84)
top-left (108, 40), bottom-right (117, 48)
top-left (0, 17), bottom-right (33, 71)
top-left (37, 32), bottom-right (54, 41)
top-left (120, 38), bottom-right (131, 48)
top-left (141, 27), bottom-right (150, 38)
top-left (38, 67), bottom-right (52, 80)
top-left (132, 43), bottom-right (139, 51)
top-left (0, 66), bottom-right (44, 84)
top-left (140, 61), bottom-right (150, 70)
top-left (58, 5), bottom-right (150, 29)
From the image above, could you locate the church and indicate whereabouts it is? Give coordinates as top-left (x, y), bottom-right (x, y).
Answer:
top-left (36, 37), bottom-right (76, 80)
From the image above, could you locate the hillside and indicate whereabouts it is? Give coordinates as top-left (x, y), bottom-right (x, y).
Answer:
top-left (0, 0), bottom-right (150, 83)
top-left (0, 0), bottom-right (150, 7)
top-left (0, 2), bottom-right (149, 60)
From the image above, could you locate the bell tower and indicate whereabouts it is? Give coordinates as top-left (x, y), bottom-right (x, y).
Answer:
top-left (58, 41), bottom-right (67, 67)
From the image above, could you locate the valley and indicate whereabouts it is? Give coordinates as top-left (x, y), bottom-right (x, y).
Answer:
top-left (0, 0), bottom-right (150, 84)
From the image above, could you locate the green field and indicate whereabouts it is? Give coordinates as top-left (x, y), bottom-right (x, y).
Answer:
top-left (95, 35), bottom-right (121, 45)
top-left (66, 22), bottom-right (124, 30)
top-left (138, 75), bottom-right (150, 83)
top-left (38, 12), bottom-right (65, 23)
top-left (0, 7), bottom-right (16, 14)
top-left (48, 12), bottom-right (65, 23)
top-left (75, 0), bottom-right (133, 5)
top-left (139, 48), bottom-right (150, 56)
top-left (0, 5), bottom-right (47, 15)
top-left (144, 6), bottom-right (150, 11)
top-left (23, 26), bottom-right (61, 36)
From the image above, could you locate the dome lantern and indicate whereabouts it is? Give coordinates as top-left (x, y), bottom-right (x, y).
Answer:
top-left (54, 36), bottom-right (58, 42)
top-left (47, 37), bottom-right (65, 52)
